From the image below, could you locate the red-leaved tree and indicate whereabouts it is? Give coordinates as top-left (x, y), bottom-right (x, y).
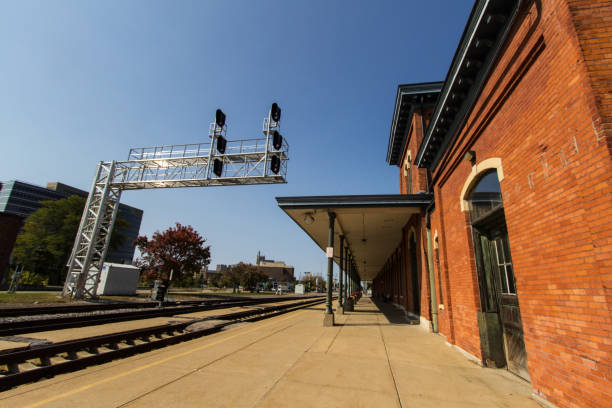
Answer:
top-left (134, 223), bottom-right (211, 283)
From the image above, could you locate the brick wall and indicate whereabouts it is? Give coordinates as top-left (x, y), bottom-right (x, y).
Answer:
top-left (426, 1), bottom-right (612, 407)
top-left (567, 0), bottom-right (612, 148)
top-left (398, 109), bottom-right (432, 195)
top-left (376, 1), bottom-right (611, 407)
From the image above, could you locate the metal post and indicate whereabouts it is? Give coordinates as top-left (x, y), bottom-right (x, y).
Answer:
top-left (344, 248), bottom-right (348, 300)
top-left (338, 235), bottom-right (344, 308)
top-left (352, 259), bottom-right (355, 293)
top-left (346, 255), bottom-right (351, 298)
top-left (263, 110), bottom-right (272, 177)
top-left (427, 227), bottom-right (439, 333)
top-left (206, 123), bottom-right (216, 180)
top-left (324, 212), bottom-right (335, 326)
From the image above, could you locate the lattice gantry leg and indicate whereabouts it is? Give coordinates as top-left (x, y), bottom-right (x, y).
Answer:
top-left (63, 161), bottom-right (122, 299)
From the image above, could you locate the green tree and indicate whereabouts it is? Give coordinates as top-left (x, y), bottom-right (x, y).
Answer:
top-left (223, 262), bottom-right (248, 293)
top-left (12, 196), bottom-right (126, 285)
top-left (135, 223), bottom-right (211, 284)
top-left (240, 265), bottom-right (267, 292)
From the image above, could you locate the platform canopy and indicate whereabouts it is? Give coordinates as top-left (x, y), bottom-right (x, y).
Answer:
top-left (276, 194), bottom-right (432, 281)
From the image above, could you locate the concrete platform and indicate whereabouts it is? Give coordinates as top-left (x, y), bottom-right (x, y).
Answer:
top-left (0, 297), bottom-right (541, 408)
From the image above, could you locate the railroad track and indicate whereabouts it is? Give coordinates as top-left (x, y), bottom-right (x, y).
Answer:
top-left (0, 296), bottom-right (320, 337)
top-left (0, 295), bottom-right (292, 318)
top-left (0, 297), bottom-right (325, 390)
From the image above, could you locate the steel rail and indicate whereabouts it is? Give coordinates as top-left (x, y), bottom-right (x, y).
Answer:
top-left (0, 299), bottom-right (231, 318)
top-left (0, 297), bottom-right (326, 390)
top-left (0, 295), bottom-right (313, 318)
top-left (0, 296), bottom-right (320, 336)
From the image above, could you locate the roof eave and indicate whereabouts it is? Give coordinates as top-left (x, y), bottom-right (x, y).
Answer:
top-left (415, 0), bottom-right (523, 170)
top-left (386, 82), bottom-right (443, 166)
top-left (276, 194), bottom-right (433, 209)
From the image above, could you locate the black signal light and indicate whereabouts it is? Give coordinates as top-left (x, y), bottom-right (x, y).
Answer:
top-left (216, 135), bottom-right (227, 154)
top-left (270, 155), bottom-right (281, 174)
top-left (272, 130), bottom-right (283, 150)
top-left (215, 109), bottom-right (226, 127)
top-left (213, 159), bottom-right (223, 177)
top-left (271, 103), bottom-right (281, 122)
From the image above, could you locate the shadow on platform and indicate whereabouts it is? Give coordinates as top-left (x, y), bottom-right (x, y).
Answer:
top-left (332, 297), bottom-right (419, 326)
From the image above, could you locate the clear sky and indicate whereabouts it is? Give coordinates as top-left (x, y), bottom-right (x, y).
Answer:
top-left (0, 0), bottom-right (473, 279)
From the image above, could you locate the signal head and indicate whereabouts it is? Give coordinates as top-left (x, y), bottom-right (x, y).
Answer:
top-left (271, 103), bottom-right (281, 122)
top-left (270, 155), bottom-right (281, 174)
top-left (272, 130), bottom-right (283, 150)
top-left (213, 159), bottom-right (223, 177)
top-left (216, 136), bottom-right (227, 154)
top-left (215, 109), bottom-right (226, 127)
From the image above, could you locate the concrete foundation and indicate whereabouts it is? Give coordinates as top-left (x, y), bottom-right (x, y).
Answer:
top-left (323, 312), bottom-right (335, 327)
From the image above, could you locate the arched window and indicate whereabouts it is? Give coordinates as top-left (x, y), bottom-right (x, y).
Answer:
top-left (468, 170), bottom-right (503, 221)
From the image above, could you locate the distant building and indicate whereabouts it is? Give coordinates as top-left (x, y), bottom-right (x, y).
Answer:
top-left (255, 252), bottom-right (295, 282)
top-left (0, 180), bottom-right (143, 284)
top-left (200, 264), bottom-right (227, 285)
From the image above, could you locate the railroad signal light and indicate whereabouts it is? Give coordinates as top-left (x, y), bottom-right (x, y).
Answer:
top-left (215, 109), bottom-right (226, 128)
top-left (216, 135), bottom-right (227, 154)
top-left (213, 159), bottom-right (223, 177)
top-left (271, 103), bottom-right (281, 122)
top-left (272, 130), bottom-right (283, 150)
top-left (270, 155), bottom-right (281, 174)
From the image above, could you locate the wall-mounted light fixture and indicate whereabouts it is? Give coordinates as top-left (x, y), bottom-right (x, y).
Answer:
top-left (464, 150), bottom-right (476, 163)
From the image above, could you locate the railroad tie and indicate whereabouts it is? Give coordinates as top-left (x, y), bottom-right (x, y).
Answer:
top-left (34, 356), bottom-right (51, 367)
top-left (7, 362), bottom-right (20, 374)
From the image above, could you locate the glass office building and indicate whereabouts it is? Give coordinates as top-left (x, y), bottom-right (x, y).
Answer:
top-left (0, 180), bottom-right (143, 268)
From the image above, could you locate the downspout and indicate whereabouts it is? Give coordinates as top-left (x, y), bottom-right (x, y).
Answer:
top-left (426, 204), bottom-right (438, 333)
top-left (422, 108), bottom-right (439, 333)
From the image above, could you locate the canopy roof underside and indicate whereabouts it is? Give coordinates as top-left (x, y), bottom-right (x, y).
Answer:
top-left (276, 194), bottom-right (431, 281)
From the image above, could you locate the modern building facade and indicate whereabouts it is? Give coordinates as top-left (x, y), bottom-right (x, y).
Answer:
top-left (278, 1), bottom-right (611, 408)
top-left (0, 180), bottom-right (143, 283)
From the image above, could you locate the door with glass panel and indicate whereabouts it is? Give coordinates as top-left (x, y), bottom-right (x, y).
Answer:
top-left (469, 170), bottom-right (529, 381)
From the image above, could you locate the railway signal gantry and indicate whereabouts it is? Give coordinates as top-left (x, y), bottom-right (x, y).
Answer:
top-left (63, 104), bottom-right (288, 299)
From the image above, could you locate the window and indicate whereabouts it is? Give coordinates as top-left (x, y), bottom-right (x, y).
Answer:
top-left (468, 170), bottom-right (503, 221)
top-left (493, 236), bottom-right (516, 295)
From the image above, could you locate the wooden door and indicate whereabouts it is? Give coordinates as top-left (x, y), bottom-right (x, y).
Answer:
top-left (474, 214), bottom-right (529, 381)
top-left (492, 234), bottom-right (529, 381)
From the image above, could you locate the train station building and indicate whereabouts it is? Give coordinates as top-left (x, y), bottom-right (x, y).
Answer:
top-left (279, 1), bottom-right (611, 408)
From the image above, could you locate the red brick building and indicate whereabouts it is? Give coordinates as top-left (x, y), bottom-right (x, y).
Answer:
top-left (278, 1), bottom-right (610, 407)
top-left (374, 1), bottom-right (611, 407)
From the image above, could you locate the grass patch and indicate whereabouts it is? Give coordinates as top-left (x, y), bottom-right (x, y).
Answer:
top-left (0, 292), bottom-right (68, 304)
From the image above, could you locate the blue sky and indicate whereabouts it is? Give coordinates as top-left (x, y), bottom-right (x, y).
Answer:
top-left (0, 0), bottom-right (473, 279)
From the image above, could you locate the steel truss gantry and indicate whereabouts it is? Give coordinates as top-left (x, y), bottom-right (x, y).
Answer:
top-left (63, 113), bottom-right (288, 299)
